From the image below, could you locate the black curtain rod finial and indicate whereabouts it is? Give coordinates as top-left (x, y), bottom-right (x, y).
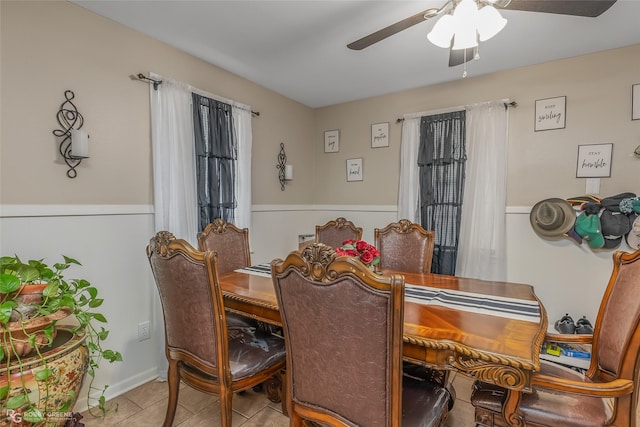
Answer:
top-left (136, 73), bottom-right (163, 90)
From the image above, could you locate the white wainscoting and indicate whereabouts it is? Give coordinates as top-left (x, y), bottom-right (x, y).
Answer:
top-left (0, 205), bottom-right (159, 412)
top-left (252, 205), bottom-right (633, 329)
top-left (0, 204), bottom-right (632, 410)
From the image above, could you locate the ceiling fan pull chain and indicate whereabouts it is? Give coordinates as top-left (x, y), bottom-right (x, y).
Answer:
top-left (462, 49), bottom-right (468, 78)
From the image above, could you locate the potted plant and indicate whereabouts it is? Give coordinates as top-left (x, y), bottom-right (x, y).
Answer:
top-left (0, 255), bottom-right (122, 425)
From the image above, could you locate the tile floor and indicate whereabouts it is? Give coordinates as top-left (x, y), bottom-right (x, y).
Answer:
top-left (81, 372), bottom-right (477, 426)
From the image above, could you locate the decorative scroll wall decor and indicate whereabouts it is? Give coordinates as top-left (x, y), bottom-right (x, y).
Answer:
top-left (52, 90), bottom-right (88, 178)
top-left (276, 143), bottom-right (292, 191)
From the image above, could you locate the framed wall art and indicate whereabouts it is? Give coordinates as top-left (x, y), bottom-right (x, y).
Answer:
top-left (535, 96), bottom-right (566, 131)
top-left (371, 122), bottom-right (389, 148)
top-left (324, 129), bottom-right (340, 153)
top-left (346, 158), bottom-right (363, 182)
top-left (633, 84), bottom-right (640, 120)
top-left (576, 143), bottom-right (613, 178)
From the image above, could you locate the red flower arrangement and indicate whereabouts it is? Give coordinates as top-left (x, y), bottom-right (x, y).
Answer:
top-left (336, 239), bottom-right (380, 269)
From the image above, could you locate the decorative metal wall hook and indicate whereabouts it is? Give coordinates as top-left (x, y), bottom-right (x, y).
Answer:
top-left (52, 90), bottom-right (88, 178)
top-left (276, 143), bottom-right (288, 191)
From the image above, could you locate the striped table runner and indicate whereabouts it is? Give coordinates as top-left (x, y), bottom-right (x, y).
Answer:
top-left (235, 264), bottom-right (540, 323)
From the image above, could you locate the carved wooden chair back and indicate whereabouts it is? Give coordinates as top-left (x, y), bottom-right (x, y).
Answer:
top-left (374, 219), bottom-right (435, 273)
top-left (315, 217), bottom-right (363, 249)
top-left (471, 248), bottom-right (640, 427)
top-left (147, 231), bottom-right (285, 427)
top-left (271, 243), bottom-right (450, 427)
top-left (198, 218), bottom-right (251, 274)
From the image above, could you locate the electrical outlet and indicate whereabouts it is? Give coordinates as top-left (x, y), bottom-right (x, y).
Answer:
top-left (138, 321), bottom-right (150, 341)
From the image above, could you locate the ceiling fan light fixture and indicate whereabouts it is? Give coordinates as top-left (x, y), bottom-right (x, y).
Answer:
top-left (427, 14), bottom-right (456, 48)
top-left (452, 28), bottom-right (479, 50)
top-left (477, 4), bottom-right (507, 41)
top-left (451, 0), bottom-right (479, 49)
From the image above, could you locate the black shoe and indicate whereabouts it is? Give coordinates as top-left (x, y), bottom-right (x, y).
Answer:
top-left (555, 313), bottom-right (576, 334)
top-left (575, 316), bottom-right (593, 334)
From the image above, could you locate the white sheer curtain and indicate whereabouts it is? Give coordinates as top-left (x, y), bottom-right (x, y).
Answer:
top-left (149, 74), bottom-right (198, 380)
top-left (455, 101), bottom-right (509, 281)
top-left (233, 108), bottom-right (252, 229)
top-left (148, 73), bottom-right (254, 379)
top-left (150, 74), bottom-right (199, 245)
top-left (397, 117), bottom-right (421, 222)
top-left (398, 101), bottom-right (509, 281)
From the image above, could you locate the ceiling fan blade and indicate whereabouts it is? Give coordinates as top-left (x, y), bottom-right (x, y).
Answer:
top-left (449, 47), bottom-right (478, 67)
top-left (502, 0), bottom-right (616, 17)
top-left (347, 8), bottom-right (440, 50)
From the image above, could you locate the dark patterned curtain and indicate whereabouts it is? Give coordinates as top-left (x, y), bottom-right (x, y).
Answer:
top-left (192, 93), bottom-right (237, 230)
top-left (418, 111), bottom-right (466, 275)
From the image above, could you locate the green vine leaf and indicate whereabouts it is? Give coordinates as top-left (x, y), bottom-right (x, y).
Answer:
top-left (0, 385), bottom-right (9, 400)
top-left (43, 282), bottom-right (59, 298)
top-left (6, 393), bottom-right (29, 409)
top-left (102, 349), bottom-right (123, 363)
top-left (0, 273), bottom-right (20, 294)
top-left (0, 301), bottom-right (16, 323)
top-left (35, 368), bottom-right (53, 381)
top-left (92, 313), bottom-right (107, 323)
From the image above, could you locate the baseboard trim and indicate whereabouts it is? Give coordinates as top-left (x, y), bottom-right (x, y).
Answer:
top-left (74, 367), bottom-right (159, 414)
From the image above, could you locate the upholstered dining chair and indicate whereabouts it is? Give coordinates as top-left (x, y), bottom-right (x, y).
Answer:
top-left (271, 243), bottom-right (451, 427)
top-left (315, 217), bottom-right (363, 249)
top-left (146, 231), bottom-right (286, 427)
top-left (197, 218), bottom-right (259, 329)
top-left (374, 219), bottom-right (435, 273)
top-left (198, 218), bottom-right (252, 274)
top-left (471, 248), bottom-right (640, 427)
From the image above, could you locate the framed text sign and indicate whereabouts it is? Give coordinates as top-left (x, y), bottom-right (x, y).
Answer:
top-left (633, 84), bottom-right (640, 120)
top-left (576, 143), bottom-right (613, 178)
top-left (371, 122), bottom-right (389, 148)
top-left (346, 158), bottom-right (363, 182)
top-left (535, 96), bottom-right (566, 131)
top-left (324, 130), bottom-right (340, 153)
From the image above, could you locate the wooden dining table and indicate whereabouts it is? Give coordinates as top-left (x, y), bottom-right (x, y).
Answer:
top-left (218, 264), bottom-right (548, 427)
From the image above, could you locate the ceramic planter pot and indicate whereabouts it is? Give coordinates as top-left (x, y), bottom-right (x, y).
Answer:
top-left (0, 283), bottom-right (48, 322)
top-left (0, 326), bottom-right (88, 426)
top-left (1, 308), bottom-right (72, 360)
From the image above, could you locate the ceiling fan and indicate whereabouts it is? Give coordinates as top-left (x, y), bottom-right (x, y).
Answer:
top-left (347, 0), bottom-right (617, 67)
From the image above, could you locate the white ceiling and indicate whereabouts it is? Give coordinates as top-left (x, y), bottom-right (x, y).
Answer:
top-left (72, 0), bottom-right (640, 108)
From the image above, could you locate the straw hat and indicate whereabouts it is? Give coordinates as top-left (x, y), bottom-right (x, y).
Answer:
top-left (626, 216), bottom-right (640, 250)
top-left (530, 198), bottom-right (576, 237)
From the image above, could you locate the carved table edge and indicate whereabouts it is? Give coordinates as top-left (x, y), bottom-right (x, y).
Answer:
top-left (403, 336), bottom-right (536, 392)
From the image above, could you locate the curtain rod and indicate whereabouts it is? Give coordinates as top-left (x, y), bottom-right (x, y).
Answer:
top-left (396, 99), bottom-right (517, 123)
top-left (134, 73), bottom-right (260, 117)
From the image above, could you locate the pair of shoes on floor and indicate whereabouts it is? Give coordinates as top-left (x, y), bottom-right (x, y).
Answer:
top-left (554, 313), bottom-right (593, 334)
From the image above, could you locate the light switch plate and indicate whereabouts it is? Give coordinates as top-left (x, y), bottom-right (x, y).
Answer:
top-left (585, 178), bottom-right (600, 195)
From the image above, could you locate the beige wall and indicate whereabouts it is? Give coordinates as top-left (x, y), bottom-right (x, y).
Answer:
top-left (2, 2), bottom-right (639, 209)
top-left (1, 1), bottom-right (315, 206)
top-left (315, 45), bottom-right (640, 206)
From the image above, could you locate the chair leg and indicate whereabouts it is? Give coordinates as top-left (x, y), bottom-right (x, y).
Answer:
top-left (263, 372), bottom-right (283, 403)
top-left (163, 359), bottom-right (180, 427)
top-left (289, 410), bottom-right (304, 427)
top-left (474, 407), bottom-right (496, 427)
top-left (219, 388), bottom-right (234, 427)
